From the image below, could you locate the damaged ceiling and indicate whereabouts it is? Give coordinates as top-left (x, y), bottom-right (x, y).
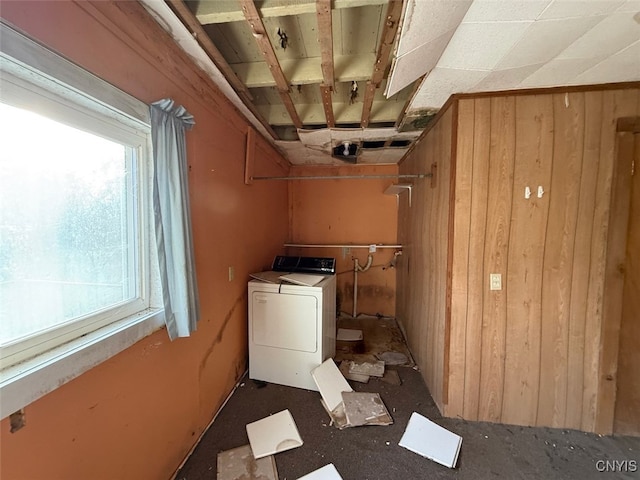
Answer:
top-left (141, 0), bottom-right (640, 166)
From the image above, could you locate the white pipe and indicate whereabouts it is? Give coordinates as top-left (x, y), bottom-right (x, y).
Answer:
top-left (352, 254), bottom-right (373, 318)
top-left (353, 258), bottom-right (359, 318)
top-left (285, 243), bottom-right (403, 249)
top-left (253, 174), bottom-right (429, 181)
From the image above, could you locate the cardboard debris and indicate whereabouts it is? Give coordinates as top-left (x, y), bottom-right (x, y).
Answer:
top-left (216, 444), bottom-right (277, 480)
top-left (398, 412), bottom-right (462, 468)
top-left (347, 360), bottom-right (385, 377)
top-left (341, 392), bottom-right (393, 427)
top-left (339, 360), bottom-right (370, 383)
top-left (246, 409), bottom-right (303, 459)
top-left (311, 359), bottom-right (353, 412)
top-left (297, 463), bottom-right (343, 480)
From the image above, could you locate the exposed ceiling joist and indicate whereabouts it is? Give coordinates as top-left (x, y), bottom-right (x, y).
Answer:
top-left (234, 54), bottom-right (376, 88)
top-left (238, 0), bottom-right (302, 128)
top-left (195, 0), bottom-right (389, 25)
top-left (316, 0), bottom-right (335, 90)
top-left (163, 0), bottom-right (279, 138)
top-left (361, 0), bottom-right (403, 127)
top-left (320, 84), bottom-right (335, 127)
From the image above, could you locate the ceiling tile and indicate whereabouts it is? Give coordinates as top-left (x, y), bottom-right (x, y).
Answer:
top-left (385, 29), bottom-right (456, 98)
top-left (471, 63), bottom-right (544, 92)
top-left (575, 40), bottom-right (640, 83)
top-left (556, 10), bottom-right (640, 59)
top-left (411, 68), bottom-right (489, 109)
top-left (395, 0), bottom-right (472, 57)
top-left (518, 57), bottom-right (605, 87)
top-left (437, 21), bottom-right (533, 70)
top-left (463, 0), bottom-right (551, 22)
top-left (497, 16), bottom-right (605, 69)
top-left (538, 0), bottom-right (625, 19)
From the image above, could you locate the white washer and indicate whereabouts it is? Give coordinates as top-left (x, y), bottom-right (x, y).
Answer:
top-left (248, 273), bottom-right (336, 391)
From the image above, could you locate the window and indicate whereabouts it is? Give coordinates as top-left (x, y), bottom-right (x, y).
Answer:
top-left (0, 22), bottom-right (162, 389)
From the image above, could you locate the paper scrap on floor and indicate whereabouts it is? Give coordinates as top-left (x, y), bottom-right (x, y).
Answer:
top-left (398, 412), bottom-right (462, 468)
top-left (341, 392), bottom-right (393, 426)
top-left (246, 409), bottom-right (303, 460)
top-left (297, 463), bottom-right (343, 480)
top-left (278, 273), bottom-right (326, 286)
top-left (347, 360), bottom-right (385, 377)
top-left (217, 444), bottom-right (277, 480)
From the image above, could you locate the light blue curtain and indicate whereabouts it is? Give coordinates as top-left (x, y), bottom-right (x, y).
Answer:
top-left (150, 98), bottom-right (200, 340)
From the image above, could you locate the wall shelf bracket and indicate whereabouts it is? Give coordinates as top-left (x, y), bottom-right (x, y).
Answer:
top-left (384, 183), bottom-right (413, 207)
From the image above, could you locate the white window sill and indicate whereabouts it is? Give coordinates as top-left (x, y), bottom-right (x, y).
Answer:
top-left (0, 308), bottom-right (165, 420)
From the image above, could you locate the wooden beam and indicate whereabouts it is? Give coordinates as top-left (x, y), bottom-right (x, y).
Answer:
top-left (360, 0), bottom-right (404, 126)
top-left (259, 97), bottom-right (405, 125)
top-left (360, 81), bottom-right (377, 127)
top-left (278, 90), bottom-right (303, 128)
top-left (165, 0), bottom-right (279, 139)
top-left (395, 74), bottom-right (427, 130)
top-left (166, 0), bottom-right (252, 99)
top-left (244, 126), bottom-right (256, 185)
top-left (196, 0), bottom-right (389, 24)
top-left (238, 0), bottom-right (302, 127)
top-left (320, 84), bottom-right (335, 127)
top-left (316, 0), bottom-right (334, 89)
top-left (234, 53), bottom-right (376, 88)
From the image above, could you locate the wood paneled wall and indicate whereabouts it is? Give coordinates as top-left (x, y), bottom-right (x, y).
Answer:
top-left (446, 88), bottom-right (640, 432)
top-left (397, 106), bottom-right (453, 411)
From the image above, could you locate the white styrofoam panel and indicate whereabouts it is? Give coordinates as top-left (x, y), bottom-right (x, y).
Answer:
top-left (462, 0), bottom-right (551, 22)
top-left (538, 0), bottom-right (624, 19)
top-left (437, 21), bottom-right (533, 70)
top-left (411, 67), bottom-right (489, 109)
top-left (298, 463), bottom-right (343, 480)
top-left (556, 10), bottom-right (640, 59)
top-left (399, 412), bottom-right (463, 469)
top-left (471, 63), bottom-right (544, 92)
top-left (246, 410), bottom-right (303, 460)
top-left (385, 29), bottom-right (457, 97)
top-left (395, 0), bottom-right (472, 57)
top-left (496, 16), bottom-right (605, 69)
top-left (518, 57), bottom-right (605, 87)
top-left (311, 359), bottom-right (353, 412)
top-left (575, 40), bottom-right (640, 83)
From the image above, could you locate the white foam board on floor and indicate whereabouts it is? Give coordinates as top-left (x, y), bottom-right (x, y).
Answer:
top-left (311, 359), bottom-right (353, 412)
top-left (246, 409), bottom-right (303, 459)
top-left (398, 412), bottom-right (462, 468)
top-left (297, 463), bottom-right (343, 480)
top-left (217, 444), bottom-right (277, 480)
top-left (336, 328), bottom-right (363, 341)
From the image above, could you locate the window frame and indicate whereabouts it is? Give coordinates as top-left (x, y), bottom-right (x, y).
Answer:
top-left (0, 21), bottom-right (164, 419)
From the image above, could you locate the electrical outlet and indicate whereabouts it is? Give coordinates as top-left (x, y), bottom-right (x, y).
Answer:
top-left (490, 273), bottom-right (502, 291)
top-left (228, 266), bottom-right (235, 282)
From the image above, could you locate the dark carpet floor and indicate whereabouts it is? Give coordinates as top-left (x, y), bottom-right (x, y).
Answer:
top-left (175, 364), bottom-right (639, 480)
top-left (176, 316), bottom-right (638, 479)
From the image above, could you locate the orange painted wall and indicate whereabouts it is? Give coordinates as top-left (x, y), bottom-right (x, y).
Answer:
top-left (288, 164), bottom-right (400, 317)
top-left (0, 2), bottom-right (288, 479)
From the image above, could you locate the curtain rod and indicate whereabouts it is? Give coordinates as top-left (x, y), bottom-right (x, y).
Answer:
top-left (251, 173), bottom-right (430, 181)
